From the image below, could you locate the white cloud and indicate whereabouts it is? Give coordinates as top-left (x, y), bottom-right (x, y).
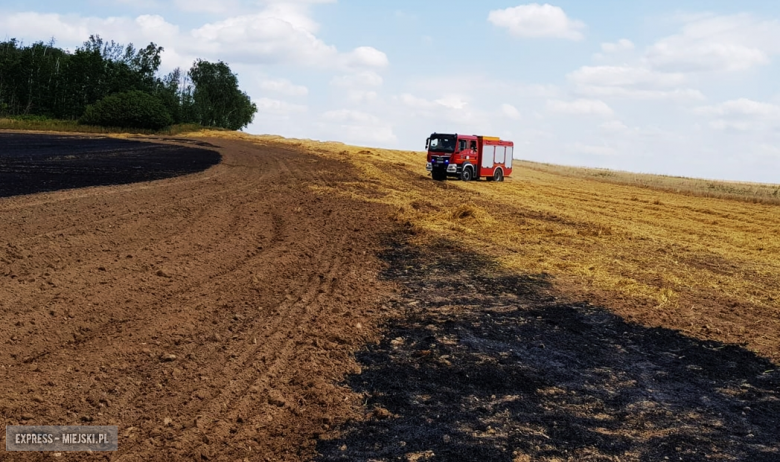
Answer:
top-left (434, 95), bottom-right (468, 110)
top-left (394, 93), bottom-right (491, 134)
top-left (568, 65), bottom-right (704, 102)
top-left (408, 75), bottom-right (561, 101)
top-left (566, 142), bottom-right (617, 156)
top-left (330, 71), bottom-right (384, 88)
top-left (172, 0), bottom-right (241, 14)
top-left (318, 109), bottom-right (396, 144)
top-left (693, 99), bottom-right (780, 132)
top-left (693, 98), bottom-right (780, 117)
top-left (116, 0), bottom-right (162, 8)
top-left (600, 120), bottom-right (629, 131)
top-left (399, 93), bottom-right (470, 111)
top-left (322, 109), bottom-right (378, 123)
top-left (342, 46), bottom-right (389, 68)
top-left (258, 78), bottom-right (308, 96)
top-left (394, 10), bottom-right (418, 21)
top-left (547, 99), bottom-right (614, 117)
top-left (399, 93), bottom-right (438, 110)
top-left (488, 3), bottom-right (585, 40)
top-left (190, 14), bottom-right (387, 69)
top-left (569, 66), bottom-right (686, 88)
top-left (757, 144), bottom-right (780, 159)
top-left (575, 85), bottom-right (705, 101)
top-left (597, 121), bottom-right (679, 140)
top-left (330, 71), bottom-right (383, 105)
top-left (346, 90), bottom-right (379, 104)
top-left (0, 8), bottom-right (388, 71)
top-left (708, 120), bottom-right (756, 132)
top-left (502, 103), bottom-right (521, 119)
top-left (648, 42), bottom-right (768, 73)
top-left (255, 97), bottom-right (308, 115)
top-left (645, 14), bottom-right (780, 72)
top-left (601, 39), bottom-right (634, 53)
top-left (0, 13), bottom-right (151, 45)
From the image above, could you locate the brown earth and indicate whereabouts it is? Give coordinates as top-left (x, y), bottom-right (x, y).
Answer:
top-left (0, 135), bottom-right (396, 461)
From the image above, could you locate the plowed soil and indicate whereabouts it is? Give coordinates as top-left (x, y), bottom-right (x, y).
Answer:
top-left (0, 134), bottom-right (395, 461)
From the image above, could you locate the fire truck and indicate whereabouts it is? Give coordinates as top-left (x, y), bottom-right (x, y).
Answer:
top-left (425, 133), bottom-right (514, 181)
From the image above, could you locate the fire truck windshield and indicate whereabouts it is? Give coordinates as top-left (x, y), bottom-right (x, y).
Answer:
top-left (428, 135), bottom-right (456, 153)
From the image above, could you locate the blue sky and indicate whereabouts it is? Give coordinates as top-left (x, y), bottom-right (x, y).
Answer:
top-left (2, 1), bottom-right (780, 183)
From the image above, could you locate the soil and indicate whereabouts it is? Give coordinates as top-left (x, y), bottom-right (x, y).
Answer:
top-left (0, 133), bottom-right (395, 461)
top-left (1, 133), bottom-right (778, 461)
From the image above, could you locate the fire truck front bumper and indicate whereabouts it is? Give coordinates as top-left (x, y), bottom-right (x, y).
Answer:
top-left (428, 162), bottom-right (459, 175)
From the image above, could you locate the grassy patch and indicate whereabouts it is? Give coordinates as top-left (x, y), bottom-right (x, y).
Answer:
top-left (518, 160), bottom-right (780, 205)
top-left (0, 117), bottom-right (209, 136)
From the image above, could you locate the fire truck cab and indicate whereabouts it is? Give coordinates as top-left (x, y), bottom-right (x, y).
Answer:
top-left (425, 133), bottom-right (513, 182)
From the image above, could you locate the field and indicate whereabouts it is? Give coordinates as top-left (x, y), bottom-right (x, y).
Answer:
top-left (516, 161), bottom-right (780, 205)
top-left (209, 132), bottom-right (778, 364)
top-left (1, 130), bottom-right (778, 461)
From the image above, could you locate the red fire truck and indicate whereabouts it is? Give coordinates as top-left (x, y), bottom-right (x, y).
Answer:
top-left (425, 133), bottom-right (514, 181)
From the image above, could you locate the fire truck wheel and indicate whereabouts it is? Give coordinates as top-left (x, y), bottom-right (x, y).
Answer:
top-left (494, 169), bottom-right (504, 182)
top-left (461, 167), bottom-right (473, 182)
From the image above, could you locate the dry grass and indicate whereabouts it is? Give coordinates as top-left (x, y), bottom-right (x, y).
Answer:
top-left (187, 130), bottom-right (780, 362)
top-left (519, 160), bottom-right (780, 205)
top-left (0, 118), bottom-right (207, 136)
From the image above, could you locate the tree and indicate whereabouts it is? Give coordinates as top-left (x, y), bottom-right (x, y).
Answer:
top-left (188, 59), bottom-right (257, 130)
top-left (79, 90), bottom-right (173, 129)
top-left (0, 35), bottom-right (258, 131)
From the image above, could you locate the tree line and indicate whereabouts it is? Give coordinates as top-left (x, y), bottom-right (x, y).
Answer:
top-left (0, 35), bottom-right (257, 130)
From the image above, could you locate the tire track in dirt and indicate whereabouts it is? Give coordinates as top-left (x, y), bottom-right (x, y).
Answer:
top-left (173, 233), bottom-right (350, 457)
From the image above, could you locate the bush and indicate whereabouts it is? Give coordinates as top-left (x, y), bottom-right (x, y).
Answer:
top-left (80, 90), bottom-right (173, 130)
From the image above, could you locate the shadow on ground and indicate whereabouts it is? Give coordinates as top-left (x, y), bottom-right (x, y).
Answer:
top-left (0, 133), bottom-right (221, 197)
top-left (316, 234), bottom-right (780, 462)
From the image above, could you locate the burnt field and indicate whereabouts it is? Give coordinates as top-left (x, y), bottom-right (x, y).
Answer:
top-left (317, 236), bottom-right (780, 461)
top-left (0, 133), bottom-right (221, 197)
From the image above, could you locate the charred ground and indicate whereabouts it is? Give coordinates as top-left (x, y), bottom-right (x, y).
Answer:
top-left (0, 133), bottom-right (221, 197)
top-left (317, 235), bottom-right (780, 461)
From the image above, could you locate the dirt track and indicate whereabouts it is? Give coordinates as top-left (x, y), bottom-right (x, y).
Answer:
top-left (0, 134), bottom-right (394, 461)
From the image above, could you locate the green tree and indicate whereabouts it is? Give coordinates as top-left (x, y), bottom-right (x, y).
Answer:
top-left (155, 67), bottom-right (184, 124)
top-left (79, 90), bottom-right (173, 129)
top-left (1, 35), bottom-right (258, 131)
top-left (188, 59), bottom-right (257, 130)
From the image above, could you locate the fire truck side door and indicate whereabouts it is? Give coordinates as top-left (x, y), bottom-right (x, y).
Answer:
top-left (481, 144), bottom-right (494, 169)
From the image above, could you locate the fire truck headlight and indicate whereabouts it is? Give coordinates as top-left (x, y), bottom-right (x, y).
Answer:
top-left (426, 162), bottom-right (432, 171)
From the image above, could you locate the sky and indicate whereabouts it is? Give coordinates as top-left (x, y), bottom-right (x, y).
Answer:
top-left (2, 1), bottom-right (780, 183)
